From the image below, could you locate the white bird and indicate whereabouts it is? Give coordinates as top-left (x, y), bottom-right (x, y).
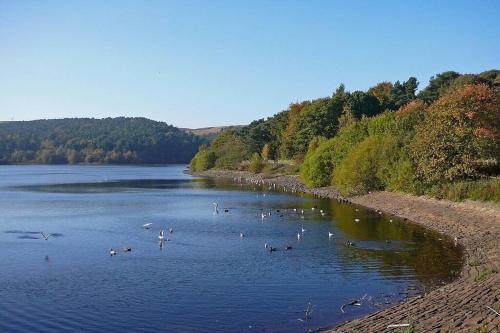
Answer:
top-left (213, 202), bottom-right (219, 214)
top-left (354, 218), bottom-right (360, 222)
top-left (264, 243), bottom-right (269, 248)
top-left (293, 208), bottom-right (297, 212)
top-left (240, 232), bottom-right (244, 238)
top-left (328, 232), bottom-right (334, 238)
top-left (301, 228), bottom-right (307, 233)
top-left (311, 207), bottom-right (315, 211)
top-left (261, 213), bottom-right (266, 219)
top-left (142, 223), bottom-right (153, 229)
top-left (320, 209), bottom-right (324, 213)
top-left (301, 209), bottom-right (304, 214)
top-left (158, 229), bottom-right (165, 241)
top-left (110, 248), bottom-right (117, 256)
top-left (297, 233), bottom-right (301, 240)
top-left (389, 219), bottom-right (393, 223)
top-left (321, 212), bottom-right (326, 216)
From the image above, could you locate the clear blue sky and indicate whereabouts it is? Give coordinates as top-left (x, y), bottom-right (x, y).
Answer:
top-left (1, 1), bottom-right (498, 128)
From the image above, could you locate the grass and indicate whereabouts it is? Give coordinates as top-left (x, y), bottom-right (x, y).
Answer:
top-left (427, 178), bottom-right (500, 203)
top-left (474, 268), bottom-right (498, 282)
top-left (467, 260), bottom-right (481, 267)
top-left (400, 325), bottom-right (415, 333)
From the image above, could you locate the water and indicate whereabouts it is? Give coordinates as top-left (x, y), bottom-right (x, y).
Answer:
top-left (0, 165), bottom-right (462, 332)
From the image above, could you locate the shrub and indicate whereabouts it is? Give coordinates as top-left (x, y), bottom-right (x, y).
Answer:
top-left (189, 146), bottom-right (215, 172)
top-left (249, 153), bottom-right (263, 173)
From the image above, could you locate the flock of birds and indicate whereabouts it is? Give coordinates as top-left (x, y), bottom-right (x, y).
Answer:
top-left (108, 200), bottom-right (355, 256)
top-left (213, 201), bottom-right (361, 253)
top-left (109, 224), bottom-right (173, 256)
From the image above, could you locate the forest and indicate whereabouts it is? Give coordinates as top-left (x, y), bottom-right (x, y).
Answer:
top-left (190, 70), bottom-right (500, 202)
top-left (0, 117), bottom-right (203, 164)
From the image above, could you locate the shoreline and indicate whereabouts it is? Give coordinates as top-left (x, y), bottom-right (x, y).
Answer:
top-left (192, 170), bottom-right (500, 332)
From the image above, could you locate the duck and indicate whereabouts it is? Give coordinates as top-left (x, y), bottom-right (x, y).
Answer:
top-left (110, 248), bottom-right (117, 256)
top-left (268, 246), bottom-right (277, 252)
top-left (123, 247), bottom-right (132, 252)
top-left (285, 245), bottom-right (293, 250)
top-left (345, 241), bottom-right (355, 247)
top-left (142, 223), bottom-right (153, 229)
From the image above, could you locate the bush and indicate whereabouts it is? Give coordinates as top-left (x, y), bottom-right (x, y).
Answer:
top-left (189, 146), bottom-right (215, 172)
top-left (332, 136), bottom-right (386, 195)
top-left (425, 178), bottom-right (500, 203)
top-left (249, 153), bottom-right (263, 173)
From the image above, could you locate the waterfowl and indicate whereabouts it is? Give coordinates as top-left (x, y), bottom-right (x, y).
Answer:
top-left (264, 243), bottom-right (269, 248)
top-left (261, 213), bottom-right (266, 219)
top-left (213, 202), bottom-right (219, 214)
top-left (385, 240), bottom-right (391, 244)
top-left (240, 232), bottom-right (244, 238)
top-left (158, 229), bottom-right (165, 241)
top-left (40, 232), bottom-right (52, 240)
top-left (321, 212), bottom-right (326, 216)
top-left (224, 209), bottom-right (229, 213)
top-left (297, 233), bottom-right (301, 240)
top-left (328, 232), bottom-right (334, 238)
top-left (285, 245), bottom-right (293, 250)
top-left (142, 223), bottom-right (153, 229)
top-left (110, 248), bottom-right (117, 256)
top-left (354, 218), bottom-right (360, 223)
top-left (268, 246), bottom-right (277, 252)
top-left (169, 228), bottom-right (173, 234)
top-left (345, 241), bottom-right (355, 247)
top-left (301, 228), bottom-right (307, 233)
top-left (123, 247), bottom-right (132, 252)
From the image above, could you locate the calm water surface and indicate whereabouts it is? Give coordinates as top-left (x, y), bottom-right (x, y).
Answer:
top-left (0, 165), bottom-right (462, 332)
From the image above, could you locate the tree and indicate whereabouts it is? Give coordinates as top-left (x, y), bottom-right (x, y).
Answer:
top-left (389, 77), bottom-right (418, 109)
top-left (411, 84), bottom-right (500, 185)
top-left (261, 144), bottom-right (270, 161)
top-left (417, 71), bottom-right (461, 103)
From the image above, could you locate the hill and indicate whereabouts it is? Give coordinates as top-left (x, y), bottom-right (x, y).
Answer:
top-left (0, 117), bottom-right (204, 164)
top-left (181, 125), bottom-right (245, 142)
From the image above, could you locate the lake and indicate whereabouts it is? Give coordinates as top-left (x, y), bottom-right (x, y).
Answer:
top-left (0, 165), bottom-right (462, 332)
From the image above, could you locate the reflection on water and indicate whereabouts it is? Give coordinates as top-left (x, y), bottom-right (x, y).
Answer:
top-left (0, 165), bottom-right (462, 333)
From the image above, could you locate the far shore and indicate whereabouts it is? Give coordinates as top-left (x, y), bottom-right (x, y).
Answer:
top-left (191, 169), bottom-right (500, 332)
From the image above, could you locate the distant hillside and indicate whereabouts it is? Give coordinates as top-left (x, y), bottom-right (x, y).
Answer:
top-left (0, 117), bottom-right (203, 164)
top-left (182, 125), bottom-right (244, 141)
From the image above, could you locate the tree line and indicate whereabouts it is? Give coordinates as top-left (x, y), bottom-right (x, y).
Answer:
top-left (0, 117), bottom-right (204, 164)
top-left (190, 70), bottom-right (500, 202)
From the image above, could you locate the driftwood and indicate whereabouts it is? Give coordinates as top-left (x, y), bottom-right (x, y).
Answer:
top-left (340, 294), bottom-right (367, 313)
top-left (387, 323), bottom-right (410, 328)
top-left (486, 305), bottom-right (500, 317)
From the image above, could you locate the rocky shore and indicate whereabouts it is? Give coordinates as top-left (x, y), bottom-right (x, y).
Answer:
top-left (191, 170), bottom-right (500, 332)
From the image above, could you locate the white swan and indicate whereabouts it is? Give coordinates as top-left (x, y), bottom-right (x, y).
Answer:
top-left (142, 223), bottom-right (153, 229)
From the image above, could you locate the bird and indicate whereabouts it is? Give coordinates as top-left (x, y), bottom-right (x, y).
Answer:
top-left (285, 245), bottom-right (293, 250)
top-left (354, 218), bottom-right (360, 223)
top-left (389, 219), bottom-right (393, 223)
top-left (345, 241), bottom-right (355, 247)
top-left (224, 209), bottom-right (229, 213)
top-left (301, 209), bottom-right (304, 214)
top-left (293, 208), bottom-right (297, 212)
top-left (158, 229), bottom-right (165, 241)
top-left (328, 232), bottom-right (334, 238)
top-left (110, 248), bottom-right (117, 256)
top-left (264, 243), bottom-right (269, 248)
top-left (268, 246), bottom-right (277, 252)
top-left (385, 240), bottom-right (391, 244)
top-left (321, 212), bottom-right (326, 216)
top-left (213, 202), bottom-right (219, 214)
top-left (261, 213), bottom-right (266, 219)
top-left (169, 228), bottom-right (173, 234)
top-left (142, 223), bottom-right (153, 229)
top-left (39, 232), bottom-right (52, 240)
top-left (240, 232), bottom-right (244, 238)
top-left (301, 228), bottom-right (307, 233)
top-left (320, 209), bottom-right (324, 213)
top-left (123, 247), bottom-right (132, 252)
top-left (297, 233), bottom-right (301, 240)
top-left (311, 207), bottom-right (315, 211)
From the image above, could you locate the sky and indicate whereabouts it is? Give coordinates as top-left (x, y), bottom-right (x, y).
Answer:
top-left (0, 1), bottom-right (499, 128)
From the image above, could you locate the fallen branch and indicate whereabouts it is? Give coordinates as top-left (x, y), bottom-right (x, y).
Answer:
top-left (387, 323), bottom-right (410, 328)
top-left (486, 305), bottom-right (500, 317)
